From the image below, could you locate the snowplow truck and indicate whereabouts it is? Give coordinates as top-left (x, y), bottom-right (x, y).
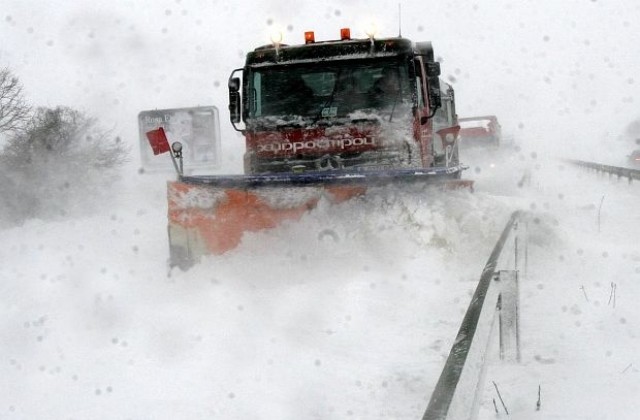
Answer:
top-left (164, 28), bottom-right (470, 268)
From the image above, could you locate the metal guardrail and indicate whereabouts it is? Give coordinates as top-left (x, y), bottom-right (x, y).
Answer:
top-left (422, 211), bottom-right (525, 420)
top-left (566, 159), bottom-right (640, 183)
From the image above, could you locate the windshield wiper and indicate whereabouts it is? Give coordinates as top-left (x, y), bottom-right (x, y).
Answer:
top-left (311, 69), bottom-right (343, 125)
top-left (388, 88), bottom-right (401, 122)
top-left (275, 119), bottom-right (305, 129)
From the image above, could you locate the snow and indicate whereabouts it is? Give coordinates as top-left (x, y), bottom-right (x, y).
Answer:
top-left (2, 145), bottom-right (639, 419)
top-left (477, 154), bottom-right (640, 419)
top-left (2, 1), bottom-right (640, 419)
top-left (0, 171), bottom-right (490, 419)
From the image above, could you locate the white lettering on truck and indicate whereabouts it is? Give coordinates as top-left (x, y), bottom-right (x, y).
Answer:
top-left (258, 137), bottom-right (375, 153)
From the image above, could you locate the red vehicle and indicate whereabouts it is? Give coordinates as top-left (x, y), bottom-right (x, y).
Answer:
top-left (629, 149), bottom-right (640, 167)
top-left (458, 115), bottom-right (501, 149)
top-left (152, 28), bottom-right (472, 267)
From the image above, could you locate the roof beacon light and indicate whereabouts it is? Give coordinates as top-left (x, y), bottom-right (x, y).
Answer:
top-left (340, 28), bottom-right (351, 40)
top-left (304, 31), bottom-right (315, 44)
top-left (270, 30), bottom-right (283, 46)
top-left (365, 22), bottom-right (378, 39)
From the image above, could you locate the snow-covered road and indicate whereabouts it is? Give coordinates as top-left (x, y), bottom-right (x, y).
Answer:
top-left (1, 147), bottom-right (639, 419)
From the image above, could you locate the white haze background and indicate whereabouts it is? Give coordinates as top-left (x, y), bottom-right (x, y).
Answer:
top-left (1, 1), bottom-right (640, 419)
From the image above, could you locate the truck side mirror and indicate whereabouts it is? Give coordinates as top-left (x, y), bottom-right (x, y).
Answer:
top-left (429, 88), bottom-right (442, 110)
top-left (228, 77), bottom-right (241, 124)
top-left (229, 77), bottom-right (240, 92)
top-left (426, 62), bottom-right (441, 78)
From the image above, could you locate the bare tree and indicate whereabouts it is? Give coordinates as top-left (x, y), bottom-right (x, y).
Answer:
top-left (2, 106), bottom-right (130, 168)
top-left (0, 106), bottom-right (130, 226)
top-left (0, 67), bottom-right (31, 134)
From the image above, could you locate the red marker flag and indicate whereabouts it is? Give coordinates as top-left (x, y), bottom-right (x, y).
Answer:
top-left (146, 127), bottom-right (171, 155)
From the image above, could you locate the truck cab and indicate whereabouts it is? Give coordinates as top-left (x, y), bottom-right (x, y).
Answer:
top-left (228, 30), bottom-right (460, 176)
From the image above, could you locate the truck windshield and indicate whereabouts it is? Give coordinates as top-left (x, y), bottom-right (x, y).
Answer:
top-left (247, 61), bottom-right (412, 121)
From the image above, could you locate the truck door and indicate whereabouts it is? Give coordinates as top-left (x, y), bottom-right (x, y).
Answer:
top-left (413, 57), bottom-right (434, 168)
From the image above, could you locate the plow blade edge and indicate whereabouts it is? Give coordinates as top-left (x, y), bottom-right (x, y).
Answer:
top-left (167, 168), bottom-right (471, 269)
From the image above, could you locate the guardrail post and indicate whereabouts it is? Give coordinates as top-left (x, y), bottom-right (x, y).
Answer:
top-left (497, 270), bottom-right (520, 363)
top-left (513, 219), bottom-right (528, 280)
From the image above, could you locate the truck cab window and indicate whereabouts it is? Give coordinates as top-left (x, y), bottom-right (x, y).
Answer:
top-left (248, 61), bottom-right (413, 121)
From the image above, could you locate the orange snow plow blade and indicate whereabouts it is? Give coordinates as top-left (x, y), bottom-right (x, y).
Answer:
top-left (167, 169), bottom-right (472, 269)
top-left (167, 181), bottom-right (365, 268)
